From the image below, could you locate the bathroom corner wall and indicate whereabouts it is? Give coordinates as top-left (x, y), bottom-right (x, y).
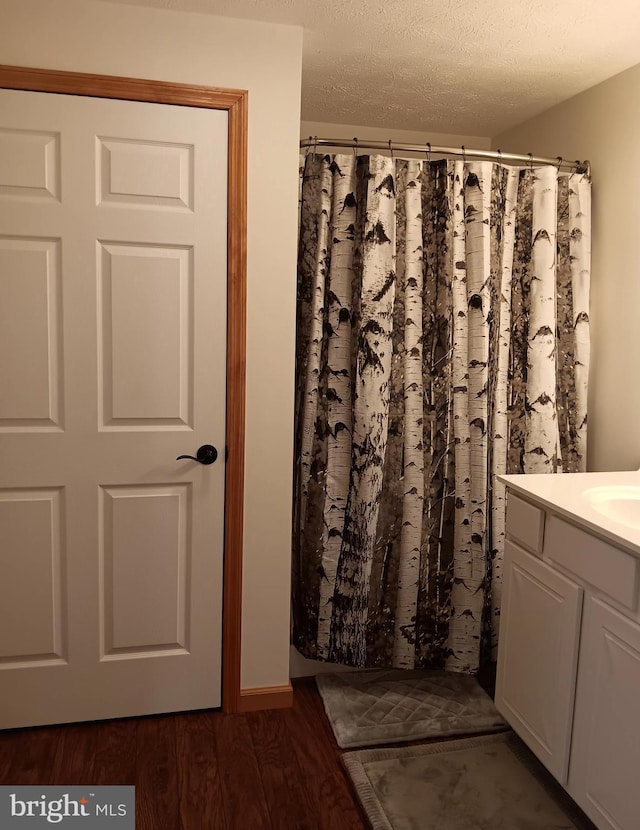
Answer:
top-left (0, 0), bottom-right (303, 691)
top-left (493, 62), bottom-right (640, 473)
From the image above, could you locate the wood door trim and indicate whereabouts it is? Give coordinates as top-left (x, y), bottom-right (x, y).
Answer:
top-left (0, 65), bottom-right (247, 714)
top-left (237, 683), bottom-right (294, 713)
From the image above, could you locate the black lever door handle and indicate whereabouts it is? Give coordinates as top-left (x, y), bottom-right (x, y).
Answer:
top-left (176, 444), bottom-right (218, 465)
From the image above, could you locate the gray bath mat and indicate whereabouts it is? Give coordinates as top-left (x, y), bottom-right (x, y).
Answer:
top-left (343, 732), bottom-right (592, 830)
top-left (316, 669), bottom-right (507, 749)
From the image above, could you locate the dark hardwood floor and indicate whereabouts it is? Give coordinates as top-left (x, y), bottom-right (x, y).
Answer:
top-left (0, 667), bottom-right (595, 829)
top-left (0, 679), bottom-right (367, 830)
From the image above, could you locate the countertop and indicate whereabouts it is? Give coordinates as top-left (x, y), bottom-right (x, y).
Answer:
top-left (498, 469), bottom-right (640, 557)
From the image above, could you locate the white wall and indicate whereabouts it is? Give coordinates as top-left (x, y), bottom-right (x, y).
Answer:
top-left (494, 62), bottom-right (640, 473)
top-left (301, 120), bottom-right (491, 150)
top-left (0, 0), bottom-right (303, 690)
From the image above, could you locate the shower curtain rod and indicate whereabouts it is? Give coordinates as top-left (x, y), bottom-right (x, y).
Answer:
top-left (300, 136), bottom-right (590, 175)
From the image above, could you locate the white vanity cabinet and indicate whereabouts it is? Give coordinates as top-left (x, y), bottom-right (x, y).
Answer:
top-left (568, 596), bottom-right (640, 829)
top-left (495, 485), bottom-right (640, 830)
top-left (496, 536), bottom-right (582, 783)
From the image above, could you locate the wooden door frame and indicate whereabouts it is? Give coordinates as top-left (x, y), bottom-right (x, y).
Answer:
top-left (0, 65), bottom-right (247, 713)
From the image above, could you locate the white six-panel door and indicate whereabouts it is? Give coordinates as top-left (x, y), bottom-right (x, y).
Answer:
top-left (0, 89), bottom-right (227, 728)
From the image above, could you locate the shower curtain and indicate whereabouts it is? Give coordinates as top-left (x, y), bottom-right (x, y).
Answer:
top-left (292, 153), bottom-right (591, 673)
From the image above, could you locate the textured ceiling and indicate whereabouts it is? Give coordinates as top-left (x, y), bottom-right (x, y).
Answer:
top-left (97, 0), bottom-right (640, 135)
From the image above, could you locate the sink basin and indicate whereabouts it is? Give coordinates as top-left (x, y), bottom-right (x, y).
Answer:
top-left (583, 486), bottom-right (640, 529)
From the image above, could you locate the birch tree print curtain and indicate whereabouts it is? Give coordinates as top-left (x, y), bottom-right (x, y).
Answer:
top-left (293, 153), bottom-right (591, 673)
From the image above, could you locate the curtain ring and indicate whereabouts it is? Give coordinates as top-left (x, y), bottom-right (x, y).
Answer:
top-left (497, 148), bottom-right (502, 168)
top-left (556, 156), bottom-right (563, 169)
top-left (426, 141), bottom-right (432, 163)
top-left (461, 145), bottom-right (466, 164)
top-left (304, 135), bottom-right (312, 157)
top-left (528, 152), bottom-right (534, 171)
top-left (388, 139), bottom-right (394, 160)
top-left (311, 135), bottom-right (318, 155)
top-left (353, 136), bottom-right (358, 158)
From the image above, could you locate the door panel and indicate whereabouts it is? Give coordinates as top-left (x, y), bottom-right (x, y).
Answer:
top-left (100, 483), bottom-right (190, 656)
top-left (0, 236), bottom-right (62, 427)
top-left (0, 127), bottom-right (60, 200)
top-left (0, 88), bottom-right (227, 728)
top-left (0, 488), bottom-right (65, 664)
top-left (97, 136), bottom-right (193, 210)
top-left (98, 241), bottom-right (192, 427)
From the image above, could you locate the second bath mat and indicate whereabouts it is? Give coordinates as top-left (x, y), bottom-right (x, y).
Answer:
top-left (342, 731), bottom-right (591, 830)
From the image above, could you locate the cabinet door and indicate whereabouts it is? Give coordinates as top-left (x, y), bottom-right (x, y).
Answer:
top-left (568, 597), bottom-right (640, 829)
top-left (495, 541), bottom-right (582, 783)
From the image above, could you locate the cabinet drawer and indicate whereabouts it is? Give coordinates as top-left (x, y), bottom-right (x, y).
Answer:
top-left (506, 492), bottom-right (545, 555)
top-left (545, 516), bottom-right (639, 611)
